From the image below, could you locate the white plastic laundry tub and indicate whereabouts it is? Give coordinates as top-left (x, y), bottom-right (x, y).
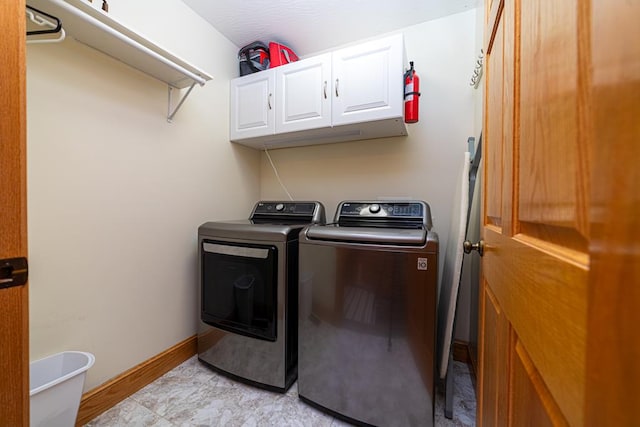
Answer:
top-left (30, 351), bottom-right (95, 427)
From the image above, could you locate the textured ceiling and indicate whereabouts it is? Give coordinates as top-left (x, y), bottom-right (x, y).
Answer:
top-left (181, 0), bottom-right (479, 57)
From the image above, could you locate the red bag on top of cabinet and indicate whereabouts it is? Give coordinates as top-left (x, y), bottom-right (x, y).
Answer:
top-left (268, 42), bottom-right (299, 68)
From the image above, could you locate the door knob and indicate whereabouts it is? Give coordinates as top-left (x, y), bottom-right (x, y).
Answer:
top-left (463, 239), bottom-right (484, 256)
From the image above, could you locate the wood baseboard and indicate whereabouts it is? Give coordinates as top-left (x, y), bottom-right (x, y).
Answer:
top-left (452, 340), bottom-right (479, 381)
top-left (452, 339), bottom-right (472, 364)
top-left (75, 335), bottom-right (197, 426)
top-left (468, 344), bottom-right (478, 378)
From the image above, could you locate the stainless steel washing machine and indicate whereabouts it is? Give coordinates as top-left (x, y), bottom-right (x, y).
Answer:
top-left (197, 201), bottom-right (325, 392)
top-left (298, 201), bottom-right (438, 426)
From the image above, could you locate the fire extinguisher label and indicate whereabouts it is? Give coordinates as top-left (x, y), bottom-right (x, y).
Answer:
top-left (405, 82), bottom-right (414, 101)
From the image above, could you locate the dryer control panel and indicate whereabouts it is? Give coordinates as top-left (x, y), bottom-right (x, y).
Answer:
top-left (250, 201), bottom-right (326, 224)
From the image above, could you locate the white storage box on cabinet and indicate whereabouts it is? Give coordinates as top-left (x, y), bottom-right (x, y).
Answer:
top-left (229, 34), bottom-right (407, 149)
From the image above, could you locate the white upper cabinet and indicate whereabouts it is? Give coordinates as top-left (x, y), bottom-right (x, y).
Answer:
top-left (276, 53), bottom-right (332, 134)
top-left (331, 34), bottom-right (404, 126)
top-left (230, 34), bottom-right (407, 149)
top-left (229, 71), bottom-right (275, 140)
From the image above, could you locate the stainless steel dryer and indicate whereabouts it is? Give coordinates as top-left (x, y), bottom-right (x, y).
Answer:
top-left (197, 201), bottom-right (325, 392)
top-left (298, 201), bottom-right (438, 426)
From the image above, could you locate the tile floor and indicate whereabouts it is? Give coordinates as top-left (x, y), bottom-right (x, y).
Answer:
top-left (85, 356), bottom-right (476, 426)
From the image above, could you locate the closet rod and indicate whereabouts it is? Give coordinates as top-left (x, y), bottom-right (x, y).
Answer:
top-left (44, 0), bottom-right (207, 86)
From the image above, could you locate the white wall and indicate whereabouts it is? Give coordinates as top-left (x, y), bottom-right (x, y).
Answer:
top-left (259, 10), bottom-right (478, 283)
top-left (26, 0), bottom-right (260, 390)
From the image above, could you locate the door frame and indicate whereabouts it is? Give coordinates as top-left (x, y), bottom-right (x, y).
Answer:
top-left (0, 0), bottom-right (29, 425)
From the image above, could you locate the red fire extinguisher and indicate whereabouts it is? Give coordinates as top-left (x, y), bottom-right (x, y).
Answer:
top-left (404, 61), bottom-right (420, 123)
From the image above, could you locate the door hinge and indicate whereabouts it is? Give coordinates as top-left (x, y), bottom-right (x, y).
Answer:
top-left (0, 257), bottom-right (28, 289)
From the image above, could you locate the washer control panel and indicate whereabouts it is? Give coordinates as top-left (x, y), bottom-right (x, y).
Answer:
top-left (336, 201), bottom-right (431, 229)
top-left (338, 202), bottom-right (423, 218)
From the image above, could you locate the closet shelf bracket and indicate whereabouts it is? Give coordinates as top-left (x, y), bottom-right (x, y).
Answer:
top-left (26, 0), bottom-right (213, 121)
top-left (167, 83), bottom-right (196, 123)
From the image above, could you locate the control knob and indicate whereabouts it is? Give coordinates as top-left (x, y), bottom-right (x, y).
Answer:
top-left (275, 203), bottom-right (285, 211)
top-left (369, 203), bottom-right (381, 214)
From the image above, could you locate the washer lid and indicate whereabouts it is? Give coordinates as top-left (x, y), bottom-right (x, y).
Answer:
top-left (305, 225), bottom-right (426, 246)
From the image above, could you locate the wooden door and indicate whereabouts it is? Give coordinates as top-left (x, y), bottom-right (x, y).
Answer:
top-left (275, 53), bottom-right (331, 133)
top-left (0, 0), bottom-right (29, 425)
top-left (479, 0), bottom-right (639, 425)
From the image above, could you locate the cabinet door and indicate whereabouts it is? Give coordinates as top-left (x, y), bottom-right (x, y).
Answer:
top-left (331, 34), bottom-right (404, 126)
top-left (229, 70), bottom-right (275, 140)
top-left (275, 53), bottom-right (331, 133)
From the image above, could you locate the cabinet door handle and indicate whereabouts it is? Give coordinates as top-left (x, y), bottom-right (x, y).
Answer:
top-left (268, 93), bottom-right (272, 110)
top-left (323, 81), bottom-right (327, 99)
top-left (335, 78), bottom-right (339, 97)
